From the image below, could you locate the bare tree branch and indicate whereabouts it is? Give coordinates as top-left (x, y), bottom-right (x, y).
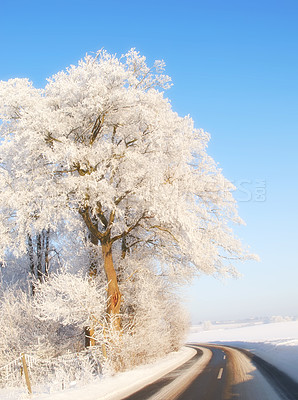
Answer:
top-left (111, 212), bottom-right (147, 243)
top-left (79, 206), bottom-right (103, 240)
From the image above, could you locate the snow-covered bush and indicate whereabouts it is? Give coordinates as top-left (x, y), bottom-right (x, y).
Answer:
top-left (0, 288), bottom-right (62, 366)
top-left (33, 270), bottom-right (107, 329)
top-left (0, 271), bottom-right (108, 388)
top-left (26, 347), bottom-right (104, 390)
top-left (0, 289), bottom-right (86, 390)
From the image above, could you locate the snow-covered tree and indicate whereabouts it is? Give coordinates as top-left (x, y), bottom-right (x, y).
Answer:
top-left (0, 49), bottom-right (254, 329)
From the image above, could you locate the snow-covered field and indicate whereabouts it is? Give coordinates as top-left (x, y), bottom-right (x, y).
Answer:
top-left (1, 319), bottom-right (297, 399)
top-left (188, 319), bottom-right (298, 383)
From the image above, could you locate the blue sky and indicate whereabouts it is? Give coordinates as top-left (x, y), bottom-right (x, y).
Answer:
top-left (1, 0), bottom-right (297, 322)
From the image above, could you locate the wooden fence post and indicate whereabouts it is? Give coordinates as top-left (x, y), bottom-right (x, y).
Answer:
top-left (20, 353), bottom-right (32, 395)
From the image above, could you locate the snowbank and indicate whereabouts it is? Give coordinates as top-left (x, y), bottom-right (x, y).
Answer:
top-left (188, 320), bottom-right (298, 383)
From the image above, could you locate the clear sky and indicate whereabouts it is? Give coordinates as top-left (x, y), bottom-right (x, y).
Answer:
top-left (1, 0), bottom-right (297, 322)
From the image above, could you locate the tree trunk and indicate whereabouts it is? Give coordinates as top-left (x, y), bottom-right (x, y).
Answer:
top-left (85, 223), bottom-right (99, 346)
top-left (85, 240), bottom-right (121, 346)
top-left (101, 240), bottom-right (121, 330)
top-left (27, 234), bottom-right (36, 295)
top-left (44, 228), bottom-right (50, 277)
top-left (79, 206), bottom-right (122, 340)
top-left (89, 222), bottom-right (99, 278)
top-left (36, 233), bottom-right (43, 282)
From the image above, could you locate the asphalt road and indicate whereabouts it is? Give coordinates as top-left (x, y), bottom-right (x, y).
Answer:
top-left (123, 344), bottom-right (298, 400)
top-left (175, 346), bottom-right (227, 400)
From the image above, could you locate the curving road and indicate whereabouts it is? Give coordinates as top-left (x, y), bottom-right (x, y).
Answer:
top-left (123, 344), bottom-right (298, 400)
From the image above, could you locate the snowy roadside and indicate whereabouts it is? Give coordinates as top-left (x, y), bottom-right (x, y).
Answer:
top-left (188, 320), bottom-right (298, 383)
top-left (0, 346), bottom-right (196, 400)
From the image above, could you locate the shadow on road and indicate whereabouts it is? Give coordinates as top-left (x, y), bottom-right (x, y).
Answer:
top-left (214, 341), bottom-right (298, 400)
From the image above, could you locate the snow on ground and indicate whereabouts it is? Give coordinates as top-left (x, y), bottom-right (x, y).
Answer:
top-left (188, 319), bottom-right (298, 383)
top-left (0, 346), bottom-right (196, 400)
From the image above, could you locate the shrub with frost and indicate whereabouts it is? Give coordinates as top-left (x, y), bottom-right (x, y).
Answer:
top-left (34, 270), bottom-right (107, 330)
top-left (0, 287), bottom-right (69, 366)
top-left (0, 271), bottom-right (108, 388)
top-left (0, 271), bottom-right (107, 363)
